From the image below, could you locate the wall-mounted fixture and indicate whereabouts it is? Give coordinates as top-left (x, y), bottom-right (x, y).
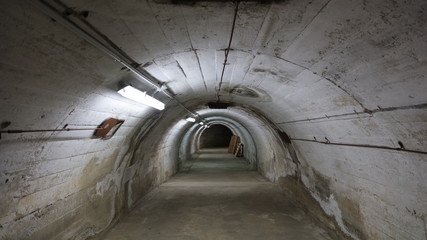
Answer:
top-left (118, 86), bottom-right (165, 110)
top-left (94, 118), bottom-right (125, 139)
top-left (186, 117), bottom-right (196, 122)
top-left (32, 0), bottom-right (201, 117)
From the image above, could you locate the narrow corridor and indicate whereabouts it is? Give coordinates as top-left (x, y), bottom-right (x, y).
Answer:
top-left (102, 149), bottom-right (334, 240)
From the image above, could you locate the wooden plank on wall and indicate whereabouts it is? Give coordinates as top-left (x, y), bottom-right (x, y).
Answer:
top-left (228, 135), bottom-right (239, 153)
top-left (234, 143), bottom-right (243, 157)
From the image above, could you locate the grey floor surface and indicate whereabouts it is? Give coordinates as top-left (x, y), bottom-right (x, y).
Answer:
top-left (102, 148), bottom-right (333, 240)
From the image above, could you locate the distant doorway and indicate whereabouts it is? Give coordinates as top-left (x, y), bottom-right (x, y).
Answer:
top-left (199, 124), bottom-right (233, 149)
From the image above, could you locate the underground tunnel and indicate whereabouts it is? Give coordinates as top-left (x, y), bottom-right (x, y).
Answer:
top-left (198, 124), bottom-right (233, 149)
top-left (0, 0), bottom-right (426, 239)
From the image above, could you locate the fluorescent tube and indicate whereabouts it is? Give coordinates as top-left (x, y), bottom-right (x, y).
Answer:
top-left (186, 117), bottom-right (196, 122)
top-left (118, 86), bottom-right (165, 110)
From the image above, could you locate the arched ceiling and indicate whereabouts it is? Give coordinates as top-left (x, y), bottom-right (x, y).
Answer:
top-left (24, 0), bottom-right (425, 150)
top-left (56, 0), bottom-right (426, 112)
top-left (0, 0), bottom-right (426, 239)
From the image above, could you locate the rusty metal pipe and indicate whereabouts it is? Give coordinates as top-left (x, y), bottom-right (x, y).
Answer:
top-left (0, 128), bottom-right (102, 134)
top-left (291, 138), bottom-right (427, 155)
top-left (0, 127), bottom-right (103, 139)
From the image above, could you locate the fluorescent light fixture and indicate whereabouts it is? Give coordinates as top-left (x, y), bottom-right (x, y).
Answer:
top-left (186, 117), bottom-right (196, 122)
top-left (118, 86), bottom-right (165, 110)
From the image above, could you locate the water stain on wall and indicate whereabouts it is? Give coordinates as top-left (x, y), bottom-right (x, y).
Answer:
top-left (312, 169), bottom-right (332, 201)
top-left (277, 175), bottom-right (353, 240)
top-left (337, 196), bottom-right (368, 240)
top-left (252, 68), bottom-right (278, 76)
top-left (331, 94), bottom-right (358, 107)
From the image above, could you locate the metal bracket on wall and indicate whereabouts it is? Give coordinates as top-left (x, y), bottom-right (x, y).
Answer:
top-left (94, 118), bottom-right (125, 139)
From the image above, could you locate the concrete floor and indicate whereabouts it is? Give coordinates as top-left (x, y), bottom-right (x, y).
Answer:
top-left (102, 149), bottom-right (334, 240)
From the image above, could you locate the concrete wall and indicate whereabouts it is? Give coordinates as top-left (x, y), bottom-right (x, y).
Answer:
top-left (0, 2), bottom-right (175, 238)
top-left (0, 0), bottom-right (426, 240)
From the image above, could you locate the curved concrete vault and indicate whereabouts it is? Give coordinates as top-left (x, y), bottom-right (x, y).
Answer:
top-left (0, 0), bottom-right (426, 239)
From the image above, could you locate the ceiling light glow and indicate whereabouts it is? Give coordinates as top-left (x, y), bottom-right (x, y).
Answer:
top-left (186, 117), bottom-right (196, 122)
top-left (118, 86), bottom-right (165, 110)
